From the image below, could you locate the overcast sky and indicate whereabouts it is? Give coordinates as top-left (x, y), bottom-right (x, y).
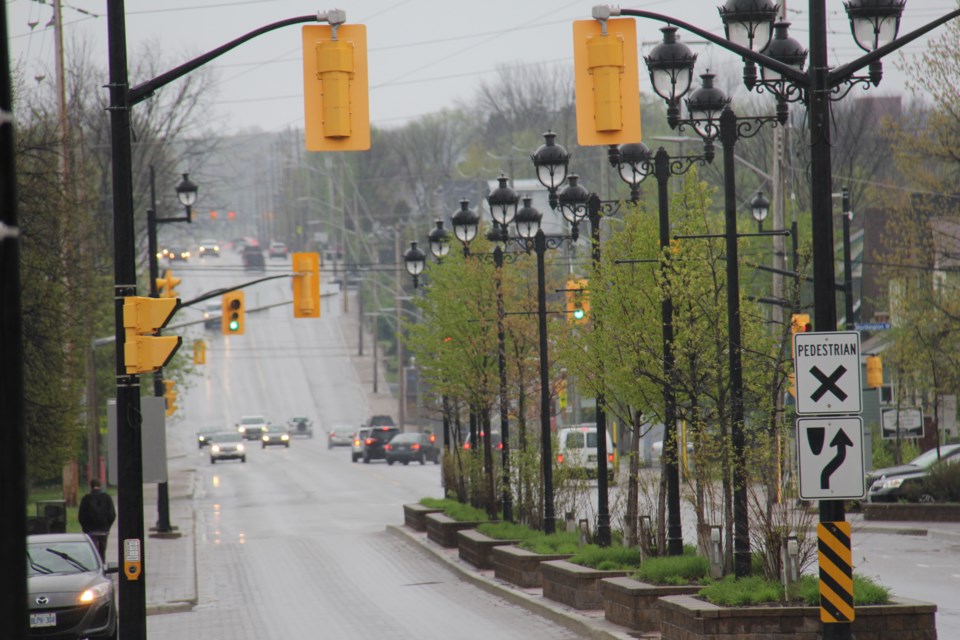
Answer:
top-left (7, 0), bottom-right (959, 136)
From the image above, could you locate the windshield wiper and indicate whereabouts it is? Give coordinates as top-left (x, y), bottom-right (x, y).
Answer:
top-left (45, 548), bottom-right (90, 572)
top-left (27, 553), bottom-right (54, 575)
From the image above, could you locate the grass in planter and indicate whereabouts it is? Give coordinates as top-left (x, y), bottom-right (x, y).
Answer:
top-left (418, 497), bottom-right (490, 522)
top-left (569, 544), bottom-right (642, 571)
top-left (518, 530), bottom-right (582, 555)
top-left (700, 574), bottom-right (891, 607)
top-left (477, 521), bottom-right (540, 541)
top-left (632, 550), bottom-right (710, 585)
top-left (795, 574), bottom-right (890, 606)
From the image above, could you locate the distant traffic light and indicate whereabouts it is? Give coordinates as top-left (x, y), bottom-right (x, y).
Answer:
top-left (155, 269), bottom-right (181, 299)
top-left (302, 23), bottom-right (370, 151)
top-left (193, 339), bottom-right (206, 365)
top-left (566, 278), bottom-right (590, 324)
top-left (572, 18), bottom-right (641, 146)
top-left (791, 313), bottom-right (812, 337)
top-left (163, 379), bottom-right (178, 417)
top-left (866, 355), bottom-right (883, 388)
top-left (122, 297), bottom-right (182, 374)
top-left (292, 252), bottom-right (321, 318)
top-left (222, 291), bottom-right (245, 335)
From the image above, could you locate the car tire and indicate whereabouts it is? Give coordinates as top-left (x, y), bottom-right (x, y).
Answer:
top-left (433, 454), bottom-right (440, 465)
top-left (363, 453), bottom-right (370, 464)
top-left (262, 443), bottom-right (266, 449)
top-left (419, 454), bottom-right (425, 465)
top-left (285, 443), bottom-right (289, 448)
top-left (387, 459), bottom-right (395, 466)
top-left (352, 454), bottom-right (358, 463)
top-left (210, 458), bottom-right (216, 464)
top-left (241, 456), bottom-right (247, 463)
top-left (402, 460), bottom-right (409, 466)
top-left (328, 440), bottom-right (333, 449)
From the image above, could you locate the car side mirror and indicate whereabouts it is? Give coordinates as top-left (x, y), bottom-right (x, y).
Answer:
top-left (105, 562), bottom-right (120, 574)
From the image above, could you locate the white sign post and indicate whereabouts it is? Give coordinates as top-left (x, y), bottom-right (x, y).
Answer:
top-left (797, 417), bottom-right (865, 500)
top-left (794, 331), bottom-right (862, 415)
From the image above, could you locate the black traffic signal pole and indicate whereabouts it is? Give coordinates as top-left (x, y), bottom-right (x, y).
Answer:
top-left (107, 5), bottom-right (331, 637)
top-left (1, 3), bottom-right (29, 636)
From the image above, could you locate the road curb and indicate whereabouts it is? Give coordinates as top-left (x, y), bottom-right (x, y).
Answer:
top-left (386, 524), bottom-right (638, 640)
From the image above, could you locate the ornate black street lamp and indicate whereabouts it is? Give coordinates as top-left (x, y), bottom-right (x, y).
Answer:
top-left (428, 219), bottom-right (451, 260)
top-left (751, 191), bottom-right (770, 232)
top-left (609, 139), bottom-right (710, 557)
top-left (403, 241), bottom-right (426, 289)
top-left (451, 199), bottom-right (480, 256)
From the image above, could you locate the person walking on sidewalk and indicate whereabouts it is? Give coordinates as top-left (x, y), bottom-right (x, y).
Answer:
top-left (78, 478), bottom-right (116, 561)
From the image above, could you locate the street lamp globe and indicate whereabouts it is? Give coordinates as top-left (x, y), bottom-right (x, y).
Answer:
top-left (531, 131), bottom-right (569, 192)
top-left (557, 174), bottom-right (590, 227)
top-left (644, 26), bottom-right (697, 127)
top-left (844, 0), bottom-right (906, 53)
top-left (761, 22), bottom-right (807, 82)
top-left (718, 0), bottom-right (778, 52)
top-left (751, 191), bottom-right (770, 224)
top-left (175, 173), bottom-right (198, 207)
top-left (614, 142), bottom-right (652, 191)
top-left (487, 174), bottom-right (520, 226)
top-left (514, 197), bottom-right (542, 240)
top-left (486, 221), bottom-right (508, 252)
top-left (685, 73), bottom-right (730, 139)
top-left (428, 219), bottom-right (450, 259)
top-left (403, 241), bottom-right (426, 277)
top-left (451, 199), bottom-right (480, 246)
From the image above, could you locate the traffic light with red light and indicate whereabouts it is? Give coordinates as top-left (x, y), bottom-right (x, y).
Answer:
top-left (791, 313), bottom-right (812, 336)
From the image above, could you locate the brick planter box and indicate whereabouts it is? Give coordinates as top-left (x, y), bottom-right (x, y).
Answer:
top-left (540, 560), bottom-right (631, 610)
top-left (492, 545), bottom-right (574, 589)
top-left (864, 502), bottom-right (960, 522)
top-left (425, 512), bottom-right (484, 548)
top-left (457, 529), bottom-right (519, 570)
top-left (403, 503), bottom-right (442, 531)
top-left (600, 576), bottom-right (702, 632)
top-left (658, 594), bottom-right (937, 640)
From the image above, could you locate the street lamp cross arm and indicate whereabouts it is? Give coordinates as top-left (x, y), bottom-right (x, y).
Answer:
top-left (613, 7), bottom-right (808, 87)
top-left (127, 13), bottom-right (327, 105)
top-left (827, 7), bottom-right (960, 88)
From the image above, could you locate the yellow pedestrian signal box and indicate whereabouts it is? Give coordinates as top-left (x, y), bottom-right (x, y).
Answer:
top-left (222, 291), bottom-right (245, 335)
top-left (122, 297), bottom-right (182, 374)
top-left (866, 355), bottom-right (883, 388)
top-left (292, 252), bottom-right (321, 318)
top-left (156, 269), bottom-right (181, 298)
top-left (193, 339), bottom-right (207, 365)
top-left (163, 379), bottom-right (178, 417)
top-left (566, 278), bottom-right (590, 324)
top-left (302, 24), bottom-right (369, 151)
top-left (572, 18), bottom-right (641, 147)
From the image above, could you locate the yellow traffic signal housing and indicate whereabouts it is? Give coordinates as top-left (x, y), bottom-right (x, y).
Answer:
top-left (222, 291), bottom-right (245, 335)
top-left (566, 278), bottom-right (590, 324)
top-left (163, 379), bottom-right (178, 417)
top-left (302, 24), bottom-right (369, 151)
top-left (156, 269), bottom-right (181, 299)
top-left (866, 355), bottom-right (883, 388)
top-left (791, 313), bottom-right (812, 337)
top-left (292, 252), bottom-right (321, 318)
top-left (193, 339), bottom-right (207, 365)
top-left (572, 18), bottom-right (641, 147)
top-left (122, 296), bottom-right (182, 374)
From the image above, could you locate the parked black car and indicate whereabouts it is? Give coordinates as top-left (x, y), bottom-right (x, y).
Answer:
top-left (361, 426), bottom-right (399, 463)
top-left (385, 432), bottom-right (440, 465)
top-left (866, 443), bottom-right (960, 502)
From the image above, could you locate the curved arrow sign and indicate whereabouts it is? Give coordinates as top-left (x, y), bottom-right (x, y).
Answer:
top-left (797, 417), bottom-right (865, 500)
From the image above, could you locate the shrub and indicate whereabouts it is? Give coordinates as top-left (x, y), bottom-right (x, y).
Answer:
top-left (477, 521), bottom-right (539, 541)
top-left (569, 545), bottom-right (642, 570)
top-left (633, 553), bottom-right (710, 585)
top-left (923, 459), bottom-right (960, 502)
top-left (795, 574), bottom-right (890, 606)
top-left (419, 497), bottom-right (490, 522)
top-left (518, 530), bottom-right (582, 555)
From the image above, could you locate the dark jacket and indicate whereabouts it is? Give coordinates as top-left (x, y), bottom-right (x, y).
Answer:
top-left (78, 489), bottom-right (116, 533)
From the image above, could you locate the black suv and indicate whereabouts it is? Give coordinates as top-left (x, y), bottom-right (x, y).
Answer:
top-left (361, 426), bottom-right (399, 463)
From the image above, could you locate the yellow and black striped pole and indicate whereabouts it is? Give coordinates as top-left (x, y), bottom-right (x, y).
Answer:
top-left (818, 521), bottom-right (854, 624)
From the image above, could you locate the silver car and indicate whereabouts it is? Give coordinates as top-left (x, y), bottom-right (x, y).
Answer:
top-left (327, 424), bottom-right (355, 449)
top-left (27, 533), bottom-right (119, 639)
top-left (210, 432), bottom-right (247, 464)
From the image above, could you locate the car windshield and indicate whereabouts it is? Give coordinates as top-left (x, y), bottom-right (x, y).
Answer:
top-left (267, 426), bottom-right (287, 433)
top-left (27, 541), bottom-right (98, 576)
top-left (908, 446), bottom-right (959, 469)
top-left (240, 416), bottom-right (265, 425)
top-left (369, 428), bottom-right (397, 442)
top-left (212, 433), bottom-right (242, 443)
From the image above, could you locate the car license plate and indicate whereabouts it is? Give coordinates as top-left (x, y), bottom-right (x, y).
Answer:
top-left (30, 612), bottom-right (56, 628)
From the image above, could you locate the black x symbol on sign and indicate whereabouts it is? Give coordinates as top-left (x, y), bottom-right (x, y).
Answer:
top-left (810, 365), bottom-right (848, 402)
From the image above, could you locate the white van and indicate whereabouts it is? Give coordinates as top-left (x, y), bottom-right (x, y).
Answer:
top-left (556, 424), bottom-right (615, 479)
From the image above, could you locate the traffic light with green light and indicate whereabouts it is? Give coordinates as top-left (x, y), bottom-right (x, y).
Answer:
top-left (222, 291), bottom-right (245, 335)
top-left (566, 278), bottom-right (590, 324)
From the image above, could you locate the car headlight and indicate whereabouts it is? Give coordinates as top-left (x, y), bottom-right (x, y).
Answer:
top-left (212, 445), bottom-right (221, 452)
top-left (236, 444), bottom-right (245, 452)
top-left (881, 478), bottom-right (904, 490)
top-left (262, 435), bottom-right (269, 441)
top-left (79, 582), bottom-right (111, 603)
top-left (281, 435), bottom-right (289, 441)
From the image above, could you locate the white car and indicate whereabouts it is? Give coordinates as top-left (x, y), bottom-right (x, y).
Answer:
top-left (236, 414), bottom-right (269, 441)
top-left (198, 239), bottom-right (220, 258)
top-left (556, 424), bottom-right (614, 479)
